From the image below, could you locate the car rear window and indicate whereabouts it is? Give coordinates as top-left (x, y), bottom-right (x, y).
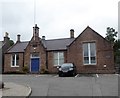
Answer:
top-left (61, 63), bottom-right (73, 67)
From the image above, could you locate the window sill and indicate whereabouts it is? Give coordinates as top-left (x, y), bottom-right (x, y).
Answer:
top-left (54, 64), bottom-right (59, 66)
top-left (84, 64), bottom-right (96, 65)
top-left (11, 66), bottom-right (19, 68)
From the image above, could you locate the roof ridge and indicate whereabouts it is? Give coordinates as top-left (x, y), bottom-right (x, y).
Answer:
top-left (18, 41), bottom-right (29, 43)
top-left (45, 37), bottom-right (75, 41)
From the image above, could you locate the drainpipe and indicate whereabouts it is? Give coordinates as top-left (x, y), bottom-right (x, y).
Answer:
top-left (46, 50), bottom-right (48, 69)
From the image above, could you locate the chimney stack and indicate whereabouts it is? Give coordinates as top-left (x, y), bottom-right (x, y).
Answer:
top-left (42, 36), bottom-right (45, 40)
top-left (33, 24), bottom-right (39, 37)
top-left (70, 29), bottom-right (74, 38)
top-left (17, 34), bottom-right (21, 42)
top-left (4, 32), bottom-right (10, 42)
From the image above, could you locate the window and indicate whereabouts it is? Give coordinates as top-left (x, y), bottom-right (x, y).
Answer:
top-left (54, 52), bottom-right (64, 66)
top-left (11, 54), bottom-right (19, 67)
top-left (31, 52), bottom-right (39, 57)
top-left (83, 42), bottom-right (96, 65)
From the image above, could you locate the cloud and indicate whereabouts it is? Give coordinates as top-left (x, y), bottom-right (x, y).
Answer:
top-left (0, 0), bottom-right (119, 41)
top-left (1, 1), bottom-right (34, 41)
top-left (118, 1), bottom-right (120, 39)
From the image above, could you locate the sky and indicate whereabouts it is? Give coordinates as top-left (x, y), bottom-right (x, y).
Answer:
top-left (0, 0), bottom-right (119, 42)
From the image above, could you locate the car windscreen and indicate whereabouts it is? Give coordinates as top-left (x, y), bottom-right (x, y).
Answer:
top-left (61, 63), bottom-right (73, 68)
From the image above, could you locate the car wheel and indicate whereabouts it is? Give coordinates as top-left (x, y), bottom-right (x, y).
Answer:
top-left (59, 74), bottom-right (61, 77)
top-left (59, 73), bottom-right (63, 77)
top-left (59, 72), bottom-right (62, 77)
top-left (72, 72), bottom-right (76, 76)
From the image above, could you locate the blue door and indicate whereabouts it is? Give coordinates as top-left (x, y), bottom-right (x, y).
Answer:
top-left (31, 58), bottom-right (40, 73)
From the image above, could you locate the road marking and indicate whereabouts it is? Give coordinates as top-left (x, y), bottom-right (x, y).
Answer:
top-left (75, 74), bottom-right (79, 77)
top-left (96, 74), bottom-right (99, 78)
top-left (54, 75), bottom-right (58, 77)
top-left (35, 75), bottom-right (44, 77)
top-left (115, 74), bottom-right (119, 76)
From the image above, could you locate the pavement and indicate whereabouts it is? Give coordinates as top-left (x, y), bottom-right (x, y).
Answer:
top-left (1, 82), bottom-right (32, 97)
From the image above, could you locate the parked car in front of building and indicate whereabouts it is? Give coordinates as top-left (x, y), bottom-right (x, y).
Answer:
top-left (58, 63), bottom-right (77, 77)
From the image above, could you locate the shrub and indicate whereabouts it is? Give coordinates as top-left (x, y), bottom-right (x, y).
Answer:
top-left (41, 68), bottom-right (49, 74)
top-left (22, 66), bottom-right (29, 73)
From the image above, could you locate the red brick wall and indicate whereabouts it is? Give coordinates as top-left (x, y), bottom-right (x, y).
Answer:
top-left (67, 27), bottom-right (115, 73)
top-left (47, 51), bottom-right (67, 73)
top-left (4, 53), bottom-right (24, 72)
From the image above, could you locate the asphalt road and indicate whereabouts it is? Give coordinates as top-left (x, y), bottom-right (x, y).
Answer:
top-left (2, 74), bottom-right (119, 97)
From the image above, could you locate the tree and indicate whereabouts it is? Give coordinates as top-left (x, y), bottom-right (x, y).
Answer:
top-left (9, 40), bottom-right (14, 46)
top-left (105, 27), bottom-right (120, 73)
top-left (114, 40), bottom-right (120, 54)
top-left (114, 40), bottom-right (120, 63)
top-left (105, 27), bottom-right (118, 43)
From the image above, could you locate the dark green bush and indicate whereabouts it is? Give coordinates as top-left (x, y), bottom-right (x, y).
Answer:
top-left (41, 68), bottom-right (49, 74)
top-left (22, 66), bottom-right (29, 73)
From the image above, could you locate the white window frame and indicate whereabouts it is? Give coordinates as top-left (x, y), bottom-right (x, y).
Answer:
top-left (30, 52), bottom-right (39, 58)
top-left (11, 54), bottom-right (19, 67)
top-left (83, 43), bottom-right (96, 65)
top-left (53, 52), bottom-right (64, 66)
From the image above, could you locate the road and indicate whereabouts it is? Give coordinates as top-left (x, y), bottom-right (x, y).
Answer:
top-left (2, 74), bottom-right (119, 97)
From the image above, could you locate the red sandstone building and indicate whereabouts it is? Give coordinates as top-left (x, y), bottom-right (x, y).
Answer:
top-left (4, 24), bottom-right (115, 73)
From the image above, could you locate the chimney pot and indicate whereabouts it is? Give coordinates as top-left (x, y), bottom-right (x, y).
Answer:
top-left (42, 36), bottom-right (45, 40)
top-left (35, 24), bottom-right (37, 27)
top-left (70, 29), bottom-right (74, 38)
top-left (17, 34), bottom-right (21, 42)
top-left (5, 32), bottom-right (9, 37)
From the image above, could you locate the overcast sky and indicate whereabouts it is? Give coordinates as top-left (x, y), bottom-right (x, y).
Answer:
top-left (0, 0), bottom-right (119, 42)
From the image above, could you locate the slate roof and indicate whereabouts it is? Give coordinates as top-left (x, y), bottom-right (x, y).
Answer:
top-left (0, 41), bottom-right (4, 48)
top-left (8, 42), bottom-right (29, 53)
top-left (0, 41), bottom-right (3, 49)
top-left (6, 26), bottom-right (110, 53)
top-left (42, 38), bottom-right (75, 51)
top-left (7, 38), bottom-right (75, 53)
